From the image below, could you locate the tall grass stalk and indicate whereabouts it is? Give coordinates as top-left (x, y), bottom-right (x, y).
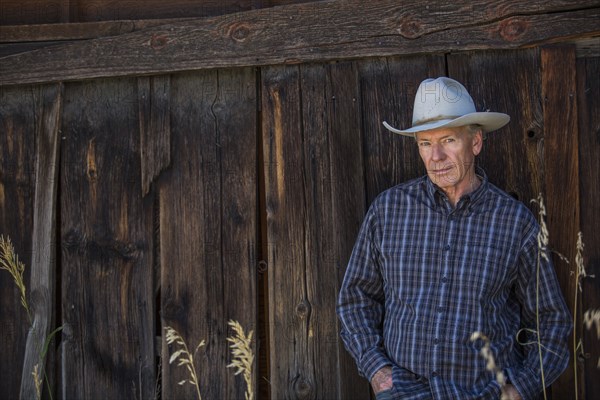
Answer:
top-left (0, 235), bottom-right (31, 322)
top-left (226, 320), bottom-right (255, 400)
top-left (531, 195), bottom-right (549, 400)
top-left (572, 232), bottom-right (584, 400)
top-left (164, 326), bottom-right (205, 400)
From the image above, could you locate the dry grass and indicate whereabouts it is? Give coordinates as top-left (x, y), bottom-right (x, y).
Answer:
top-left (470, 332), bottom-right (508, 400)
top-left (583, 309), bottom-right (600, 368)
top-left (226, 320), bottom-right (255, 400)
top-left (164, 326), bottom-right (205, 400)
top-left (530, 194), bottom-right (549, 400)
top-left (32, 364), bottom-right (42, 400)
top-left (0, 235), bottom-right (31, 321)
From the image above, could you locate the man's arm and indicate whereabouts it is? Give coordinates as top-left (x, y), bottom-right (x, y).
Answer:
top-left (506, 218), bottom-right (572, 400)
top-left (336, 203), bottom-right (393, 382)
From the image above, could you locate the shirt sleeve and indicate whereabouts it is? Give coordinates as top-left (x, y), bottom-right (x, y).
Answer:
top-left (506, 214), bottom-right (572, 400)
top-left (336, 202), bottom-right (392, 381)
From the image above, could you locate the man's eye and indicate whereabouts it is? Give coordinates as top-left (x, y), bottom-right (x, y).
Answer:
top-left (418, 142), bottom-right (430, 147)
top-left (444, 138), bottom-right (455, 143)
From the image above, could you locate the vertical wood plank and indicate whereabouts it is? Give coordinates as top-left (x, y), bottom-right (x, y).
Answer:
top-left (261, 64), bottom-right (308, 399)
top-left (326, 61), bottom-right (371, 400)
top-left (0, 85), bottom-right (36, 398)
top-left (261, 60), bottom-right (372, 399)
top-left (358, 55), bottom-right (446, 204)
top-left (576, 55), bottom-right (600, 400)
top-left (541, 45), bottom-right (581, 400)
top-left (161, 68), bottom-right (257, 400)
top-left (138, 75), bottom-right (171, 197)
top-left (60, 78), bottom-right (156, 400)
top-left (448, 49), bottom-right (543, 204)
top-left (20, 83), bottom-right (63, 400)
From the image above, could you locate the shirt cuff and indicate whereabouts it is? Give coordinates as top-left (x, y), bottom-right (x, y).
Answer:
top-left (505, 366), bottom-right (539, 400)
top-left (360, 348), bottom-right (393, 382)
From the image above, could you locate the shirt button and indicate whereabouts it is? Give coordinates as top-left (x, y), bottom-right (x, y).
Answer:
top-left (444, 244), bottom-right (450, 251)
top-left (441, 276), bottom-right (448, 283)
top-left (431, 371), bottom-right (438, 378)
top-left (437, 306), bottom-right (444, 313)
top-left (433, 338), bottom-right (439, 345)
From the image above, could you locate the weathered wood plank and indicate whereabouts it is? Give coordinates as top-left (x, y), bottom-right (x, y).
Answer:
top-left (20, 83), bottom-right (63, 400)
top-left (0, 0), bottom-right (598, 86)
top-left (325, 61), bottom-right (371, 400)
top-left (541, 45), bottom-right (581, 400)
top-left (160, 68), bottom-right (257, 400)
top-left (138, 75), bottom-right (171, 196)
top-left (262, 64), bottom-right (307, 399)
top-left (59, 78), bottom-right (156, 399)
top-left (448, 49), bottom-right (543, 204)
top-left (0, 85), bottom-right (37, 399)
top-left (0, 0), bottom-right (316, 26)
top-left (0, 19), bottom-right (195, 43)
top-left (576, 55), bottom-right (600, 400)
top-left (261, 60), bottom-right (371, 399)
top-left (359, 55), bottom-right (445, 203)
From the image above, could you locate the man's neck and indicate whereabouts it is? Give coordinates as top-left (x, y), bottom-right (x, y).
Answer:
top-left (442, 173), bottom-right (482, 208)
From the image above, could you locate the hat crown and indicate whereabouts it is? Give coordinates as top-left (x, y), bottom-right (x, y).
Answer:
top-left (412, 77), bottom-right (476, 127)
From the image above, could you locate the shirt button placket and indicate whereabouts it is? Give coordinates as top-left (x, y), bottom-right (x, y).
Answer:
top-left (432, 214), bottom-right (453, 381)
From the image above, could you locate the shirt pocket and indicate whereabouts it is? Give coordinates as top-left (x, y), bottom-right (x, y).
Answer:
top-left (463, 242), bottom-right (512, 298)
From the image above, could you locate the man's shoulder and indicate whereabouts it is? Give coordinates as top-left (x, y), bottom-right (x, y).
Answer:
top-left (483, 182), bottom-right (537, 222)
top-left (372, 176), bottom-right (427, 205)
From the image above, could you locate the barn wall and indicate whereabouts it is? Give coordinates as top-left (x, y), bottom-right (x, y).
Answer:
top-left (0, 0), bottom-right (322, 25)
top-left (1, 46), bottom-right (598, 399)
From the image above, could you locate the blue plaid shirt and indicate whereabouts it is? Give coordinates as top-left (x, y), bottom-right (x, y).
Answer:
top-left (337, 169), bottom-right (571, 400)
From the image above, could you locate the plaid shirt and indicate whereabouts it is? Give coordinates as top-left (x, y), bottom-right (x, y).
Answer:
top-left (337, 169), bottom-right (571, 400)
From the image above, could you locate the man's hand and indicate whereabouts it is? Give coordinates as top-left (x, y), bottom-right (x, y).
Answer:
top-left (371, 366), bottom-right (393, 394)
top-left (501, 384), bottom-right (522, 400)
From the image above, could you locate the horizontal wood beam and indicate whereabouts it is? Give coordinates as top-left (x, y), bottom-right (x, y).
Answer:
top-left (1, 0), bottom-right (599, 86)
top-left (0, 18), bottom-right (195, 43)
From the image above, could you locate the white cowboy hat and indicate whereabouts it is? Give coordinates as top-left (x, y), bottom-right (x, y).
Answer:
top-left (382, 77), bottom-right (510, 136)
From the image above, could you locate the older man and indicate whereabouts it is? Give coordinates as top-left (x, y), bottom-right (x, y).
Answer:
top-left (337, 77), bottom-right (571, 400)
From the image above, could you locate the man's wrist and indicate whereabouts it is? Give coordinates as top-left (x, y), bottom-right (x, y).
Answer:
top-left (371, 366), bottom-right (393, 394)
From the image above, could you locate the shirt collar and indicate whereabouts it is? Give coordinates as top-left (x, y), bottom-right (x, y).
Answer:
top-left (424, 166), bottom-right (489, 210)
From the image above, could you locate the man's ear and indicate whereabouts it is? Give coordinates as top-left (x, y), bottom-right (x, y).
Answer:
top-left (472, 130), bottom-right (483, 156)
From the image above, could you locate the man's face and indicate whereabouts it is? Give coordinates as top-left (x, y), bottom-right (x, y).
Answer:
top-left (415, 126), bottom-right (482, 194)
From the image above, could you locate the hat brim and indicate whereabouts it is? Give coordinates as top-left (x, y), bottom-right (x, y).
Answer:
top-left (383, 112), bottom-right (510, 137)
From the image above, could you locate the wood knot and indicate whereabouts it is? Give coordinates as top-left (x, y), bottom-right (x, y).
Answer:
top-left (150, 34), bottom-right (169, 50)
top-left (398, 17), bottom-right (423, 39)
top-left (228, 23), bottom-right (251, 43)
top-left (295, 299), bottom-right (311, 318)
top-left (294, 376), bottom-right (313, 398)
top-left (499, 18), bottom-right (528, 42)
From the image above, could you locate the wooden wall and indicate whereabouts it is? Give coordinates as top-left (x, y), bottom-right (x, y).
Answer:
top-left (1, 1), bottom-right (599, 399)
top-left (1, 47), bottom-right (598, 399)
top-left (0, 0), bottom-right (319, 25)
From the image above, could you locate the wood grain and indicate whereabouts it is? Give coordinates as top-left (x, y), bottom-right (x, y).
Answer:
top-left (0, 0), bottom-right (316, 26)
top-left (541, 45), bottom-right (580, 400)
top-left (576, 55), bottom-right (600, 400)
top-left (0, 85), bottom-right (37, 399)
top-left (59, 78), bottom-right (156, 399)
top-left (19, 83), bottom-right (63, 400)
top-left (448, 49), bottom-right (543, 204)
top-left (0, 0), bottom-right (598, 86)
top-left (160, 68), bottom-right (257, 399)
top-left (138, 75), bottom-right (171, 196)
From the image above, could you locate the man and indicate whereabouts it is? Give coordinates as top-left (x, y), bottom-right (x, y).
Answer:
top-left (337, 77), bottom-right (571, 400)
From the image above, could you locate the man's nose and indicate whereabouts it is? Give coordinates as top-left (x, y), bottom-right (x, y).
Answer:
top-left (431, 143), bottom-right (445, 161)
